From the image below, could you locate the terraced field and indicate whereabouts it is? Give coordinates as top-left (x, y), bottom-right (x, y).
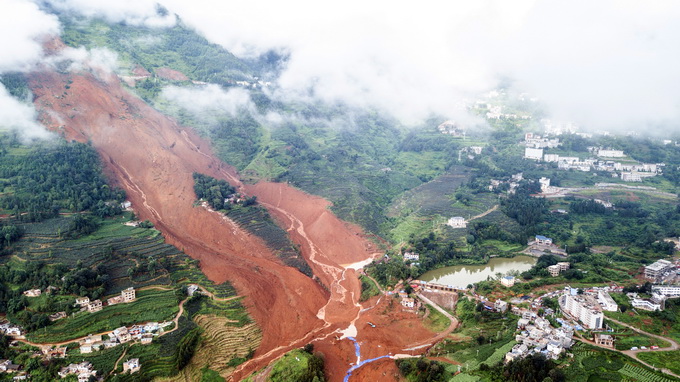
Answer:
top-left (225, 206), bottom-right (312, 276)
top-left (166, 315), bottom-right (262, 381)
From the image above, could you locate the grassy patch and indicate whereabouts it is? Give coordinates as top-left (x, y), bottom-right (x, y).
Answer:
top-left (359, 275), bottom-right (381, 302)
top-left (638, 350), bottom-right (680, 376)
top-left (425, 305), bottom-right (450, 332)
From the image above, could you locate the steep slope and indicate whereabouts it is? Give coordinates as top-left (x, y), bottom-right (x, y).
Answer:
top-left (29, 68), bottom-right (331, 376)
top-left (28, 63), bottom-right (420, 380)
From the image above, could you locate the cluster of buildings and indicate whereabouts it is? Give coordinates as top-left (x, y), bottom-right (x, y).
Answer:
top-left (547, 262), bottom-right (571, 277)
top-left (506, 312), bottom-right (574, 362)
top-left (558, 287), bottom-right (622, 330)
top-left (58, 361), bottom-right (97, 381)
top-left (76, 287), bottom-right (137, 314)
top-left (523, 145), bottom-right (663, 183)
top-left (0, 321), bottom-right (22, 337)
top-left (79, 322), bottom-right (165, 354)
top-left (0, 359), bottom-right (21, 374)
top-left (524, 133), bottom-right (561, 149)
top-left (625, 285), bottom-right (680, 312)
top-left (644, 259), bottom-right (678, 283)
top-left (437, 120), bottom-right (466, 137)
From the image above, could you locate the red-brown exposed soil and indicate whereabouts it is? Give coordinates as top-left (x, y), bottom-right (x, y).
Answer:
top-left (349, 358), bottom-right (403, 381)
top-left (28, 61), bottom-right (440, 381)
top-left (154, 67), bottom-right (189, 81)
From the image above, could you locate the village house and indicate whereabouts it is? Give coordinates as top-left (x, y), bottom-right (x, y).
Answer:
top-left (87, 299), bottom-right (102, 313)
top-left (49, 312), bottom-right (67, 322)
top-left (401, 297), bottom-right (416, 309)
top-left (535, 235), bottom-right (553, 245)
top-left (58, 362), bottom-right (97, 380)
top-left (113, 327), bottom-right (132, 343)
top-left (187, 284), bottom-right (200, 297)
top-left (123, 358), bottom-right (140, 373)
top-left (41, 347), bottom-right (67, 360)
top-left (0, 359), bottom-right (21, 373)
top-left (501, 276), bottom-right (516, 287)
top-left (403, 252), bottom-right (420, 261)
top-left (593, 333), bottom-right (615, 348)
top-left (494, 299), bottom-right (508, 313)
top-left (447, 217), bottom-right (467, 229)
top-left (75, 296), bottom-right (90, 307)
top-left (22, 289), bottom-right (41, 298)
top-left (108, 287), bottom-right (137, 306)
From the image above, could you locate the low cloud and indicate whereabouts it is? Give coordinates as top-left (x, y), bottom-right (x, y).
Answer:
top-left (0, 0), bottom-right (60, 140)
top-left (0, 84), bottom-right (53, 140)
top-left (158, 0), bottom-right (680, 133)
top-left (43, 0), bottom-right (176, 28)
top-left (160, 84), bottom-right (255, 120)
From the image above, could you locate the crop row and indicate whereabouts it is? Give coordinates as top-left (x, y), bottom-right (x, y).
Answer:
top-left (619, 364), bottom-right (672, 382)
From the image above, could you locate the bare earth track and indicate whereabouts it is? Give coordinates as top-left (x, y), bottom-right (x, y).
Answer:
top-left (29, 57), bottom-right (441, 381)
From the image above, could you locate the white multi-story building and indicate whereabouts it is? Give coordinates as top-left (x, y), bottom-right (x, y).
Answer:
top-left (621, 172), bottom-right (642, 182)
top-left (525, 148), bottom-right (544, 160)
top-left (544, 154), bottom-right (560, 162)
top-left (631, 298), bottom-right (662, 311)
top-left (652, 285), bottom-right (680, 297)
top-left (560, 293), bottom-right (604, 330)
top-left (598, 149), bottom-right (625, 158)
top-left (597, 290), bottom-right (618, 312)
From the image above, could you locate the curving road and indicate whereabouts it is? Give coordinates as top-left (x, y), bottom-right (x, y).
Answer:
top-left (575, 316), bottom-right (680, 379)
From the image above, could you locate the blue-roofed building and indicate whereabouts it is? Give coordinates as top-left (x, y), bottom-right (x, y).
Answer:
top-left (535, 235), bottom-right (553, 245)
top-left (501, 276), bottom-right (516, 287)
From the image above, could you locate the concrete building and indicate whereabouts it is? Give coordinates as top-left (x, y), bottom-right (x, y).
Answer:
top-left (495, 300), bottom-right (508, 313)
top-left (75, 297), bottom-right (90, 306)
top-left (597, 149), bottom-right (625, 158)
top-left (403, 252), bottom-right (420, 261)
top-left (597, 290), bottom-right (618, 312)
top-left (535, 235), bottom-right (553, 245)
top-left (501, 276), bottom-right (516, 287)
top-left (401, 298), bottom-right (415, 308)
top-left (593, 333), bottom-right (615, 348)
top-left (87, 300), bottom-right (102, 313)
top-left (447, 217), bottom-right (467, 229)
top-left (559, 293), bottom-right (604, 330)
top-left (645, 259), bottom-right (674, 282)
top-left (652, 285), bottom-right (680, 297)
top-left (631, 297), bottom-right (662, 311)
top-left (22, 289), bottom-right (41, 297)
top-left (122, 358), bottom-right (140, 373)
top-left (121, 287), bottom-right (136, 302)
top-left (543, 154), bottom-right (560, 162)
top-left (524, 147), bottom-right (544, 160)
top-left (621, 172), bottom-right (642, 182)
top-left (547, 264), bottom-right (561, 277)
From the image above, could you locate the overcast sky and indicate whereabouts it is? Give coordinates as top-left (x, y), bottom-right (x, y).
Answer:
top-left (3, 0), bottom-right (680, 134)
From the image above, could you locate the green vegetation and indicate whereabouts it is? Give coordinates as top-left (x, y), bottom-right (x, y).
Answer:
top-left (0, 139), bottom-right (125, 221)
top-left (359, 275), bottom-right (380, 302)
top-left (268, 348), bottom-right (326, 382)
top-left (638, 350), bottom-right (680, 376)
top-left (424, 304), bottom-right (450, 332)
top-left (396, 357), bottom-right (453, 382)
top-left (59, 17), bottom-right (252, 87)
top-left (201, 366), bottom-right (227, 382)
